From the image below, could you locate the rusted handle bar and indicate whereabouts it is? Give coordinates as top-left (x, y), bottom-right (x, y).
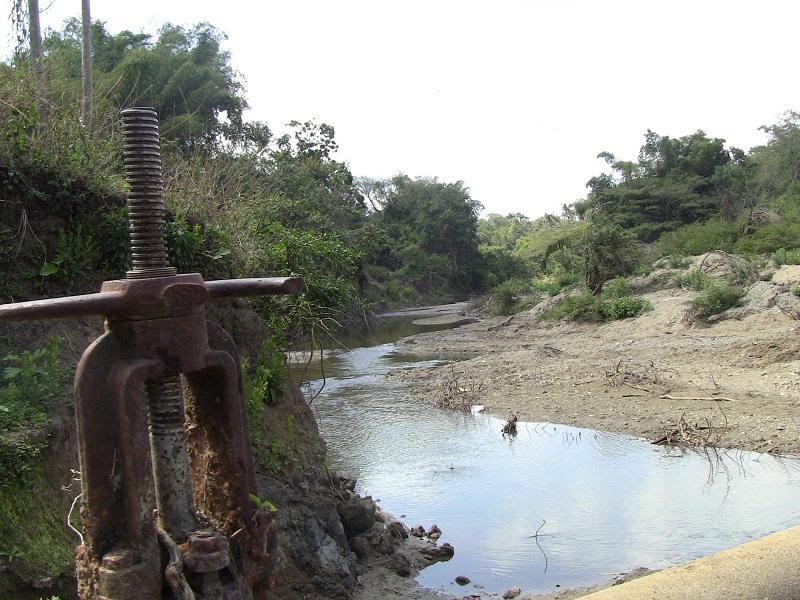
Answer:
top-left (204, 276), bottom-right (304, 299)
top-left (0, 291), bottom-right (124, 322)
top-left (0, 276), bottom-right (304, 323)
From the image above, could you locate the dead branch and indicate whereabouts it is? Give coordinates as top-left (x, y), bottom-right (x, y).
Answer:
top-left (652, 410), bottom-right (727, 447)
top-left (434, 364), bottom-right (487, 411)
top-left (603, 358), bottom-right (670, 394)
top-left (660, 394), bottom-right (734, 402)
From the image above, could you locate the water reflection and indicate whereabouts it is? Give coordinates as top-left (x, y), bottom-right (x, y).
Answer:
top-left (303, 320), bottom-right (800, 596)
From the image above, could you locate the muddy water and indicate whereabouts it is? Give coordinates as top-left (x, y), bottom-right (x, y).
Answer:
top-left (298, 313), bottom-right (800, 596)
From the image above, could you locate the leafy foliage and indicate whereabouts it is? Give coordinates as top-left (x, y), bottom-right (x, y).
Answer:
top-left (689, 283), bottom-right (744, 321)
top-left (376, 175), bottom-right (485, 295)
top-left (771, 247), bottom-right (800, 265)
top-left (0, 338), bottom-right (71, 485)
top-left (582, 219), bottom-right (639, 294)
top-left (542, 288), bottom-right (652, 323)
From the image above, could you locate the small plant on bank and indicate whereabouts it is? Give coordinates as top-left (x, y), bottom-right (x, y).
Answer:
top-left (540, 281), bottom-right (652, 323)
top-left (771, 247), bottom-right (800, 266)
top-left (688, 282), bottom-right (744, 321)
top-left (0, 338), bottom-right (71, 485)
top-left (39, 226), bottom-right (95, 282)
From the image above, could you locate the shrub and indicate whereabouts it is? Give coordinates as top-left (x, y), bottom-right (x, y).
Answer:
top-left (492, 280), bottom-right (518, 315)
top-left (771, 247), bottom-right (800, 266)
top-left (689, 283), bottom-right (744, 320)
top-left (658, 219), bottom-right (740, 255)
top-left (542, 287), bottom-right (652, 322)
top-left (603, 277), bottom-right (629, 299)
top-left (0, 338), bottom-right (71, 485)
top-left (605, 296), bottom-right (652, 320)
top-left (542, 290), bottom-right (606, 322)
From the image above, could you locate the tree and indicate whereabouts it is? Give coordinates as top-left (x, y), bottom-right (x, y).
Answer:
top-left (264, 120), bottom-right (366, 234)
top-left (378, 175), bottom-right (485, 293)
top-left (10, 0), bottom-right (45, 114)
top-left (756, 111), bottom-right (800, 193)
top-left (586, 129), bottom-right (732, 240)
top-left (81, 0), bottom-right (92, 133)
top-left (355, 176), bottom-right (393, 212)
top-left (582, 219), bottom-right (638, 295)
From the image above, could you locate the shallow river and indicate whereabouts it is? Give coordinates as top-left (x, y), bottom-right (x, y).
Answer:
top-left (298, 315), bottom-right (800, 596)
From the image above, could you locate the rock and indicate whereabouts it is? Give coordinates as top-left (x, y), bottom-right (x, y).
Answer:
top-left (455, 575), bottom-right (470, 585)
top-left (503, 585), bottom-right (521, 599)
top-left (426, 524), bottom-right (442, 540)
top-left (386, 520), bottom-right (409, 540)
top-left (419, 542), bottom-right (455, 563)
top-left (410, 525), bottom-right (426, 537)
top-left (338, 497), bottom-right (376, 539)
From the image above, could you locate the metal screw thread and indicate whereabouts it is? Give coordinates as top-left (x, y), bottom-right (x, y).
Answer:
top-left (145, 375), bottom-right (196, 538)
top-left (145, 376), bottom-right (186, 435)
top-left (120, 107), bottom-right (176, 279)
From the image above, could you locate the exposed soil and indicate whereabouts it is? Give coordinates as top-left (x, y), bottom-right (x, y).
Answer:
top-left (393, 261), bottom-right (800, 457)
top-left (354, 258), bottom-right (800, 600)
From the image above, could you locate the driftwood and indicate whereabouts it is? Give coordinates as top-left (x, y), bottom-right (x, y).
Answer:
top-left (502, 414), bottom-right (518, 436)
top-left (660, 394), bottom-right (734, 402)
top-left (488, 315), bottom-right (514, 331)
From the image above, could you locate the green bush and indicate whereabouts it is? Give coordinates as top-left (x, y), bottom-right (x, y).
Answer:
top-left (771, 247), bottom-right (800, 266)
top-left (166, 215), bottom-right (232, 278)
top-left (542, 288), bottom-right (652, 322)
top-left (542, 290), bottom-right (606, 322)
top-left (605, 296), bottom-right (652, 320)
top-left (689, 283), bottom-right (744, 320)
top-left (491, 280), bottom-right (518, 315)
top-left (658, 218), bottom-right (740, 255)
top-left (0, 338), bottom-right (71, 485)
top-left (603, 277), bottom-right (629, 299)
top-left (93, 206), bottom-right (131, 277)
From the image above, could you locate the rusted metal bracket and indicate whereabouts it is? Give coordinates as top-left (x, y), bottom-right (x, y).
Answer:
top-left (0, 108), bottom-right (303, 599)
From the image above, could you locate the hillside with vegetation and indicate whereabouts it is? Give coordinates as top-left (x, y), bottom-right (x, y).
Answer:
top-left (3, 11), bottom-right (800, 600)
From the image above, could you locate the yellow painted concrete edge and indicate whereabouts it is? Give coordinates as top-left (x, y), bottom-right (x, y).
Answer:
top-left (581, 525), bottom-right (800, 600)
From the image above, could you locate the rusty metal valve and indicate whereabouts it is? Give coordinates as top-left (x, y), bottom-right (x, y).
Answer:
top-left (0, 108), bottom-right (302, 600)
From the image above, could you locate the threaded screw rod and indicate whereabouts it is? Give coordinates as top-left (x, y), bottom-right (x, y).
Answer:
top-left (120, 107), bottom-right (176, 279)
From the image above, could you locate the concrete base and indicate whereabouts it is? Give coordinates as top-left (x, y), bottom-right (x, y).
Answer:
top-left (583, 526), bottom-right (800, 599)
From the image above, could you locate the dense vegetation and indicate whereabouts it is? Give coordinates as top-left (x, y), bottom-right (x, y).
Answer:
top-left (4, 17), bottom-right (800, 325)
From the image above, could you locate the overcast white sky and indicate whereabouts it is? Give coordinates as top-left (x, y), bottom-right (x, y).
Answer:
top-left (4, 0), bottom-right (800, 219)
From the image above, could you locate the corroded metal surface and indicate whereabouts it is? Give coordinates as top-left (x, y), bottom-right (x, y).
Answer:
top-left (0, 107), bottom-right (300, 599)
